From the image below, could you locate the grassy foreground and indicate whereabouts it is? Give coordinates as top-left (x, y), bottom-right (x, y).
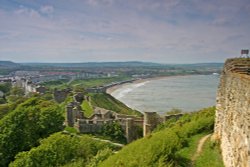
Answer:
top-left (194, 137), bottom-right (224, 167)
top-left (8, 106), bottom-right (223, 167)
top-left (9, 133), bottom-right (119, 167)
top-left (98, 107), bottom-right (217, 167)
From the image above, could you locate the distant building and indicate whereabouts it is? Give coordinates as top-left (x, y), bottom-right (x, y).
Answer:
top-left (12, 77), bottom-right (47, 95)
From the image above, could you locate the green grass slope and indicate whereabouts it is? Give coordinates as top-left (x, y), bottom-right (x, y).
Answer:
top-left (175, 133), bottom-right (208, 166)
top-left (194, 136), bottom-right (224, 167)
top-left (81, 100), bottom-right (94, 117)
top-left (99, 107), bottom-right (217, 167)
top-left (89, 93), bottom-right (142, 116)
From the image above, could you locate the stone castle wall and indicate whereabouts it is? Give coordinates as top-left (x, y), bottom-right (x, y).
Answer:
top-left (214, 58), bottom-right (250, 167)
top-left (65, 94), bottom-right (184, 143)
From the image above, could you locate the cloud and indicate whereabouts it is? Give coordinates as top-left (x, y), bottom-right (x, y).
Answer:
top-left (14, 6), bottom-right (40, 18)
top-left (40, 5), bottom-right (54, 14)
top-left (0, 0), bottom-right (249, 63)
top-left (87, 0), bottom-right (114, 6)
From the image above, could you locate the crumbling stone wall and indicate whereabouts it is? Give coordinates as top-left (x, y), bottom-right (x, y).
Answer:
top-left (214, 58), bottom-right (250, 167)
top-left (54, 88), bottom-right (71, 103)
top-left (73, 92), bottom-right (85, 103)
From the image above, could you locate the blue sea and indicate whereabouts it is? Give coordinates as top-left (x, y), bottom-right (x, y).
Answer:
top-left (111, 75), bottom-right (220, 114)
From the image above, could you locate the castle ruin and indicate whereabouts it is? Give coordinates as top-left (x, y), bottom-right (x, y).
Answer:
top-left (65, 100), bottom-right (144, 143)
top-left (65, 95), bottom-right (184, 143)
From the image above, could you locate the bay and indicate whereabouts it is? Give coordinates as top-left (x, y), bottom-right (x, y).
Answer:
top-left (111, 75), bottom-right (220, 114)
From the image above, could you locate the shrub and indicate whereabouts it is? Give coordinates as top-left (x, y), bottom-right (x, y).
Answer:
top-left (0, 97), bottom-right (64, 166)
top-left (10, 133), bottom-right (117, 167)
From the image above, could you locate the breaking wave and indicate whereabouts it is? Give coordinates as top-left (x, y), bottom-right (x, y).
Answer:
top-left (112, 81), bottom-right (149, 99)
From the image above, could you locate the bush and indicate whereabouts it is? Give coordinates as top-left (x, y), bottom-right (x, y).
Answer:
top-left (87, 148), bottom-right (114, 167)
top-left (101, 122), bottom-right (126, 143)
top-left (0, 97), bottom-right (64, 166)
top-left (10, 133), bottom-right (117, 167)
top-left (0, 82), bottom-right (11, 94)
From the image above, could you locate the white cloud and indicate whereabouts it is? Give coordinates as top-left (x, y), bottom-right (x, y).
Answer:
top-left (87, 0), bottom-right (114, 6)
top-left (40, 5), bottom-right (54, 14)
top-left (0, 0), bottom-right (250, 63)
top-left (14, 6), bottom-right (40, 18)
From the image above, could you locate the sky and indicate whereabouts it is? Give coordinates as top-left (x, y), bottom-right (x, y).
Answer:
top-left (0, 0), bottom-right (249, 63)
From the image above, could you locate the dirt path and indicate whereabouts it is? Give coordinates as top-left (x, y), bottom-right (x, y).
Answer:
top-left (192, 134), bottom-right (211, 162)
top-left (62, 131), bottom-right (124, 147)
top-left (92, 137), bottom-right (124, 147)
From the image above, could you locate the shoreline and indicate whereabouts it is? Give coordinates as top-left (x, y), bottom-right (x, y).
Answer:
top-left (106, 74), bottom-right (195, 95)
top-left (105, 74), bottom-right (219, 114)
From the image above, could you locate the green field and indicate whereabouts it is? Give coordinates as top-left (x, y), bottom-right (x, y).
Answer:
top-left (70, 77), bottom-right (130, 88)
top-left (41, 76), bottom-right (131, 93)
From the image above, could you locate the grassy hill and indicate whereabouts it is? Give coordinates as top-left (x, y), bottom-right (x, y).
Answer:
top-left (88, 93), bottom-right (142, 116)
top-left (98, 107), bottom-right (223, 167)
top-left (0, 61), bottom-right (21, 68)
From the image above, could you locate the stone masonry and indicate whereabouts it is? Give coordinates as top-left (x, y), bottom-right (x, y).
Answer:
top-left (214, 58), bottom-right (250, 167)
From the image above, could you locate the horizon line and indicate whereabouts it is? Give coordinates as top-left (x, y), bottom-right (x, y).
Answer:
top-left (0, 60), bottom-right (225, 65)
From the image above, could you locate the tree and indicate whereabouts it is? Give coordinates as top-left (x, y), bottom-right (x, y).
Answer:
top-left (101, 122), bottom-right (126, 143)
top-left (0, 82), bottom-right (11, 94)
top-left (9, 133), bottom-right (116, 167)
top-left (0, 97), bottom-right (64, 166)
top-left (10, 86), bottom-right (24, 96)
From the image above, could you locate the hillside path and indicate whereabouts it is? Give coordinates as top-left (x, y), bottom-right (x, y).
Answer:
top-left (62, 131), bottom-right (124, 147)
top-left (92, 137), bottom-right (124, 147)
top-left (192, 134), bottom-right (211, 161)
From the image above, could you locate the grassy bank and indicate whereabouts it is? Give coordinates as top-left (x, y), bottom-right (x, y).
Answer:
top-left (81, 100), bottom-right (94, 117)
top-left (175, 133), bottom-right (209, 166)
top-left (89, 93), bottom-right (142, 116)
top-left (194, 137), bottom-right (224, 167)
top-left (99, 107), bottom-right (216, 167)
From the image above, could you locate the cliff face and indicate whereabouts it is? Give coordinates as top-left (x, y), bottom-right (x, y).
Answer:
top-left (214, 58), bottom-right (250, 167)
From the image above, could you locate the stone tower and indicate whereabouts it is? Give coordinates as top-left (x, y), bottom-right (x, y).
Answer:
top-left (66, 103), bottom-right (74, 127)
top-left (125, 118), bottom-right (134, 143)
top-left (143, 112), bottom-right (158, 136)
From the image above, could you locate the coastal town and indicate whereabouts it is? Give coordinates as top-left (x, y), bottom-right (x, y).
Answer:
top-left (0, 61), bottom-right (222, 98)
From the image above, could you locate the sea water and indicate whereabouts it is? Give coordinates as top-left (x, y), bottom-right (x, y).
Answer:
top-left (111, 75), bottom-right (220, 114)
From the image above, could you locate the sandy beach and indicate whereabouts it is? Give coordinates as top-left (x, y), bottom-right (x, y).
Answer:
top-left (106, 75), bottom-right (181, 94)
top-left (106, 74), bottom-right (219, 113)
